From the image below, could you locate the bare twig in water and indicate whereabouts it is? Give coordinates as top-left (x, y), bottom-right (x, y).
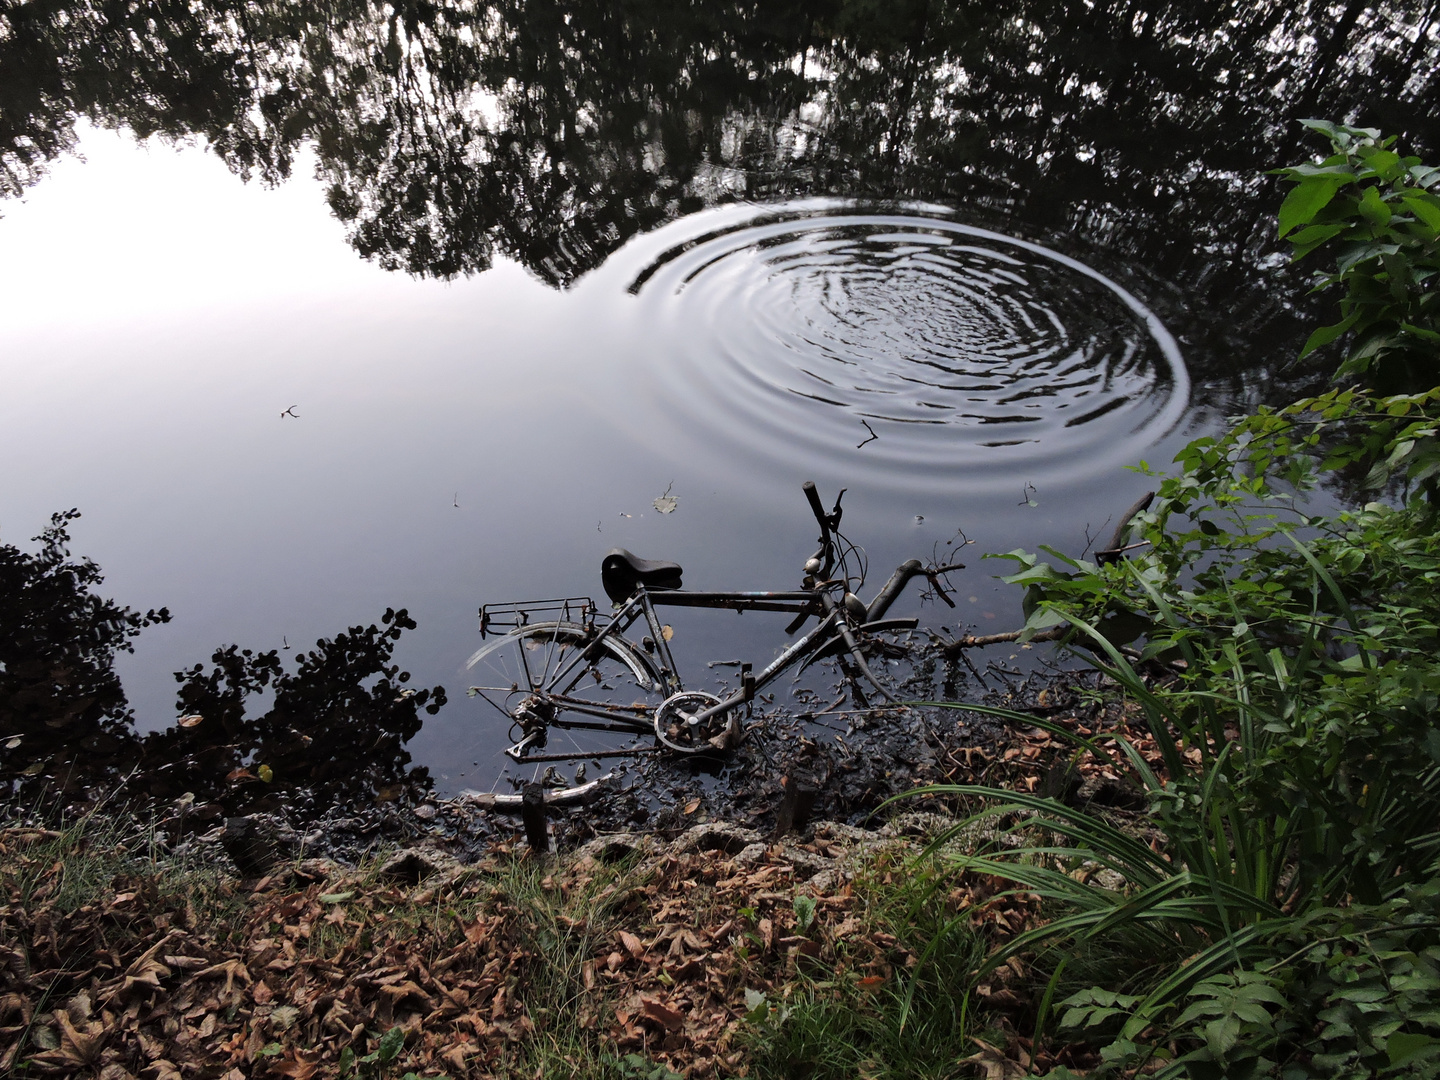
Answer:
top-left (856, 420), bottom-right (878, 448)
top-left (280, 405), bottom-right (299, 419)
top-left (941, 625), bottom-right (1066, 659)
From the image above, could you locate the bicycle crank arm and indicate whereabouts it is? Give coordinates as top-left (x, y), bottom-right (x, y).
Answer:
top-left (505, 730), bottom-right (546, 760)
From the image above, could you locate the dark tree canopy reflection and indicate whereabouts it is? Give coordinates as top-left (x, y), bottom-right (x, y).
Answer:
top-left (0, 512), bottom-right (167, 800)
top-left (3, 0), bottom-right (1435, 302)
top-left (148, 608), bottom-right (446, 818)
top-left (0, 511), bottom-right (444, 819)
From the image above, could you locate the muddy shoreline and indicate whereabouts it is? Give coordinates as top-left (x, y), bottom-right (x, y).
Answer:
top-left (138, 658), bottom-right (1126, 877)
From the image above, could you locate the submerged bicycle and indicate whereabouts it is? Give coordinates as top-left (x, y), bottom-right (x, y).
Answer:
top-left (465, 482), bottom-right (964, 763)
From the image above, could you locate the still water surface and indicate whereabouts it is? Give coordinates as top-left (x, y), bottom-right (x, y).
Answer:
top-left (0, 0), bottom-right (1435, 796)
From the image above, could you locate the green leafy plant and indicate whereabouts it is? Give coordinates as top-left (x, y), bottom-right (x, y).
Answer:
top-left (793, 894), bottom-right (818, 932)
top-left (1274, 119), bottom-right (1440, 384)
top-left (896, 122), bottom-right (1440, 1077)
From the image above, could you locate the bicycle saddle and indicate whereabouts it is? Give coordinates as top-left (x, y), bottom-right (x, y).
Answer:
top-left (601, 548), bottom-right (683, 603)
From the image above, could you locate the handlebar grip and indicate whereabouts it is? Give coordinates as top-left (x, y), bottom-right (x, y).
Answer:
top-left (802, 482), bottom-right (830, 535)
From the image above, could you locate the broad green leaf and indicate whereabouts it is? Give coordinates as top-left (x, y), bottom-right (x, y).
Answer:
top-left (377, 1026), bottom-right (405, 1064)
top-left (1358, 185), bottom-right (1393, 227)
top-left (1287, 221), bottom-right (1346, 259)
top-left (1387, 1032), bottom-right (1439, 1068)
top-left (1298, 313), bottom-right (1359, 358)
top-left (1279, 178), bottom-right (1345, 237)
top-left (1401, 190), bottom-right (1440, 230)
top-left (1357, 148), bottom-right (1402, 178)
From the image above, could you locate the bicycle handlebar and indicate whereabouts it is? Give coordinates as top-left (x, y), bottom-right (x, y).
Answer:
top-left (802, 481), bottom-right (830, 540)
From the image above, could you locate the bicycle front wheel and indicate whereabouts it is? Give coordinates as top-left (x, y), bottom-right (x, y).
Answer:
top-left (465, 621), bottom-right (663, 737)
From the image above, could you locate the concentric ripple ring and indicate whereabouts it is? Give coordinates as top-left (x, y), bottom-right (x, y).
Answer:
top-left (593, 201), bottom-right (1189, 491)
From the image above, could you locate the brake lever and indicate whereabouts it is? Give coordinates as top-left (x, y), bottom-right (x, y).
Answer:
top-left (828, 487), bottom-right (847, 531)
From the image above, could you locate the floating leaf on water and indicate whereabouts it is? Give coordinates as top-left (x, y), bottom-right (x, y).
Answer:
top-left (225, 767), bottom-right (256, 782)
top-left (683, 798), bottom-right (701, 814)
top-left (257, 764), bottom-right (274, 782)
top-left (661, 624), bottom-right (674, 641)
top-left (177, 714), bottom-right (204, 728)
top-left (653, 481), bottom-right (678, 514)
top-left (4, 736), bottom-right (21, 749)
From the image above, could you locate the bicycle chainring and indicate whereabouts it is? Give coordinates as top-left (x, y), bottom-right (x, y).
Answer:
top-left (653, 690), bottom-right (735, 754)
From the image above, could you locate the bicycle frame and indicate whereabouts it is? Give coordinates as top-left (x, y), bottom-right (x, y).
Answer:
top-left (472, 481), bottom-right (960, 763)
top-left (489, 585), bottom-right (830, 760)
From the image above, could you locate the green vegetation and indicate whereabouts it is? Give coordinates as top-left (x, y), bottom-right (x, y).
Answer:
top-left (854, 121), bottom-right (1440, 1078)
top-left (1276, 120), bottom-right (1440, 387)
top-left (740, 853), bottom-right (990, 1080)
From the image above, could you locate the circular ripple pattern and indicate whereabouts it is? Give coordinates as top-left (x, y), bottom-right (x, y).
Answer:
top-left (611, 204), bottom-right (1188, 490)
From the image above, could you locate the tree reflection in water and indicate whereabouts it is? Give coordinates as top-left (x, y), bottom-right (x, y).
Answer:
top-left (3, 0), bottom-right (1435, 314)
top-left (0, 512), bottom-right (445, 820)
top-left (148, 608), bottom-right (446, 819)
top-left (0, 512), bottom-right (168, 802)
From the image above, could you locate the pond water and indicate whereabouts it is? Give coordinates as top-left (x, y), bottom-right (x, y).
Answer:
top-left (1, 0), bottom-right (1435, 801)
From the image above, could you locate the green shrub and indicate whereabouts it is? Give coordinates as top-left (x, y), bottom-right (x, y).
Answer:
top-left (899, 120), bottom-right (1440, 1077)
top-left (1274, 119), bottom-right (1440, 387)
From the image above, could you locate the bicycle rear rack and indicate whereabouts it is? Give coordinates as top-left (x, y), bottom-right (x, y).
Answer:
top-left (479, 596), bottom-right (601, 638)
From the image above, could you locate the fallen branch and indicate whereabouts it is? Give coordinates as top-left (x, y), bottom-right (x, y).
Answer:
top-left (942, 626), bottom-right (1065, 658)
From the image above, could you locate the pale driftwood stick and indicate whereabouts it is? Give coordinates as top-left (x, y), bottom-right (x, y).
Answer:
top-left (458, 774), bottom-right (614, 811)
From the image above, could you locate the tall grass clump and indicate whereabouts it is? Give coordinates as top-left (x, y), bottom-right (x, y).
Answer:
top-left (741, 852), bottom-right (990, 1080)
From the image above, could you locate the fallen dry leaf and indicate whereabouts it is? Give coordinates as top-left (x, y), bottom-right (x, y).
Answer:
top-left (619, 931), bottom-right (645, 960)
top-left (961, 1038), bottom-right (1028, 1080)
top-left (640, 997), bottom-right (685, 1031)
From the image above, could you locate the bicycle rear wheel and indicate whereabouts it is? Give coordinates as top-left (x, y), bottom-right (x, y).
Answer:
top-left (465, 622), bottom-right (663, 744)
